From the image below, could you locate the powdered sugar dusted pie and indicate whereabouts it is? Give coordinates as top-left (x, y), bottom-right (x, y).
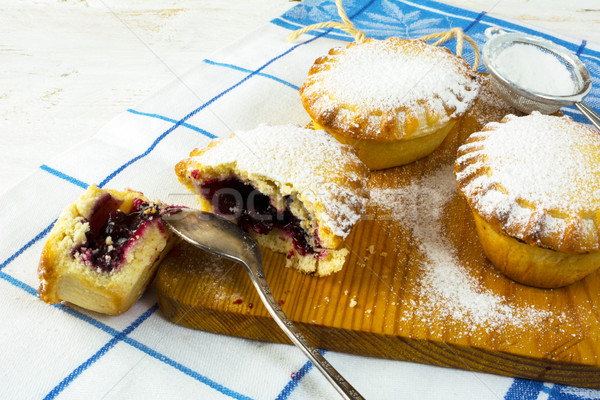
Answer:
top-left (455, 112), bottom-right (600, 287)
top-left (175, 125), bottom-right (370, 276)
top-left (301, 38), bottom-right (481, 170)
top-left (38, 185), bottom-right (177, 314)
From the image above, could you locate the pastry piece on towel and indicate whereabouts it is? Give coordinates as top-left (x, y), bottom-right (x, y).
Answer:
top-left (38, 185), bottom-right (177, 314)
top-left (300, 38), bottom-right (481, 170)
top-left (175, 125), bottom-right (370, 276)
top-left (455, 112), bottom-right (600, 288)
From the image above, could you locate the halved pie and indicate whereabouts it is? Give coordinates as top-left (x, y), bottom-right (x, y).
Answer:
top-left (38, 185), bottom-right (177, 314)
top-left (175, 124), bottom-right (370, 276)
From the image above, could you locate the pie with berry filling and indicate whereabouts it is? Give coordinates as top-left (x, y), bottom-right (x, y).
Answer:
top-left (300, 37), bottom-right (481, 170)
top-left (38, 185), bottom-right (177, 314)
top-left (455, 112), bottom-right (600, 288)
top-left (175, 125), bottom-right (370, 276)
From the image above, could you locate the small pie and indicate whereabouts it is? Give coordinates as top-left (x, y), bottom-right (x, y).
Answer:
top-left (300, 37), bottom-right (481, 170)
top-left (38, 185), bottom-right (177, 314)
top-left (175, 124), bottom-right (370, 276)
top-left (455, 112), bottom-right (600, 288)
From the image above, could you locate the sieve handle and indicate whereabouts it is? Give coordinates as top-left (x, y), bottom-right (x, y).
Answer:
top-left (574, 102), bottom-right (600, 131)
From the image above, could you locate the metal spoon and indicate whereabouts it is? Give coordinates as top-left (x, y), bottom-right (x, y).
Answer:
top-left (164, 209), bottom-right (364, 400)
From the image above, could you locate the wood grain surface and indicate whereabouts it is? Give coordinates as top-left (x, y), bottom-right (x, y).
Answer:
top-left (154, 77), bottom-right (600, 389)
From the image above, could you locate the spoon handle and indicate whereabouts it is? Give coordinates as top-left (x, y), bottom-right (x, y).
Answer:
top-left (241, 257), bottom-right (365, 400)
top-left (574, 102), bottom-right (600, 131)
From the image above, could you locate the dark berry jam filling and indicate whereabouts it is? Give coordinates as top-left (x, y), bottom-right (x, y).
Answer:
top-left (198, 177), bottom-right (319, 256)
top-left (73, 194), bottom-right (163, 272)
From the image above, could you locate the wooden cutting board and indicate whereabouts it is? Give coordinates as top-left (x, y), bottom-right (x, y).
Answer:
top-left (154, 78), bottom-right (600, 389)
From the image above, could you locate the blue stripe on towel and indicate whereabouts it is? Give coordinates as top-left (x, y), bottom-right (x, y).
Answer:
top-left (275, 0), bottom-right (600, 61)
top-left (43, 304), bottom-right (159, 400)
top-left (274, 351), bottom-right (326, 400)
top-left (54, 303), bottom-right (121, 337)
top-left (477, 14), bottom-right (590, 55)
top-left (122, 337), bottom-right (255, 400)
top-left (273, 0), bottom-right (479, 41)
top-left (398, 0), bottom-right (481, 21)
top-left (464, 11), bottom-right (486, 33)
top-left (126, 109), bottom-right (218, 138)
top-left (505, 379), bottom-right (544, 400)
top-left (546, 384), bottom-right (593, 399)
top-left (0, 166), bottom-right (88, 274)
top-left (40, 164), bottom-right (90, 189)
top-left (0, 219), bottom-right (56, 272)
top-left (0, 270), bottom-right (39, 296)
top-left (0, 267), bottom-right (254, 400)
top-left (97, 121), bottom-right (182, 188)
top-left (0, 270), bottom-right (122, 339)
top-left (56, 298), bottom-right (250, 399)
top-left (98, 24), bottom-right (330, 189)
top-left (270, 21), bottom-right (355, 43)
top-left (203, 59), bottom-right (300, 91)
top-left (576, 40), bottom-right (587, 57)
top-left (561, 109), bottom-right (588, 124)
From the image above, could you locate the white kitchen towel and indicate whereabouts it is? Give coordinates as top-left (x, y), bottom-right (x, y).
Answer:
top-left (1, 0), bottom-right (599, 399)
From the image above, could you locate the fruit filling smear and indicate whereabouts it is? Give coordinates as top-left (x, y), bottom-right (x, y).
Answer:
top-left (73, 195), bottom-right (163, 272)
top-left (198, 177), bottom-right (319, 256)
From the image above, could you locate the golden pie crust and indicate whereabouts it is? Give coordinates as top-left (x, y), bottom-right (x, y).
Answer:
top-left (455, 113), bottom-right (600, 287)
top-left (301, 37), bottom-right (481, 169)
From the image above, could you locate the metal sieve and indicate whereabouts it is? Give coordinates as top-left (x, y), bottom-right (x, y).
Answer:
top-left (482, 27), bottom-right (600, 130)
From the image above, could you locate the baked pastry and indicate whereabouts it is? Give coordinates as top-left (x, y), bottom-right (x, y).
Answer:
top-left (38, 185), bottom-right (177, 314)
top-left (300, 37), bottom-right (481, 170)
top-left (175, 124), bottom-right (369, 276)
top-left (455, 112), bottom-right (600, 288)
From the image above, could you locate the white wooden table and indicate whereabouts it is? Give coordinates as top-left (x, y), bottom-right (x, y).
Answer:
top-left (1, 0), bottom-right (599, 196)
top-left (2, 2), bottom-right (600, 400)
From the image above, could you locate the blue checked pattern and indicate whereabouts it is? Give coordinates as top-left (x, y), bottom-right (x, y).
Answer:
top-left (1, 0), bottom-right (599, 399)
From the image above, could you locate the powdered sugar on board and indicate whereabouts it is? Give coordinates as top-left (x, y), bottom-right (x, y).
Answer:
top-left (160, 245), bottom-right (241, 305)
top-left (468, 74), bottom-right (523, 127)
top-left (370, 164), bottom-right (568, 334)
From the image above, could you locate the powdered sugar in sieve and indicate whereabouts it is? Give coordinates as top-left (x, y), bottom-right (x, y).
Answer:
top-left (482, 27), bottom-right (600, 130)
